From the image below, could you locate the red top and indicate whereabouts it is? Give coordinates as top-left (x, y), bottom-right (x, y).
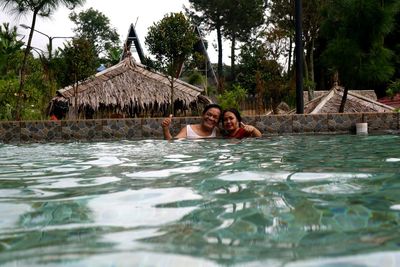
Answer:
top-left (225, 128), bottom-right (251, 139)
top-left (50, 114), bottom-right (59, 121)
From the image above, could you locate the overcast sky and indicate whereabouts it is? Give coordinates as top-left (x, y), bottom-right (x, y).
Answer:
top-left (1, 0), bottom-right (229, 63)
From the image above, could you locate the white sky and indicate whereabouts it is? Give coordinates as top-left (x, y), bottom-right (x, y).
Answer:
top-left (1, 0), bottom-right (229, 64)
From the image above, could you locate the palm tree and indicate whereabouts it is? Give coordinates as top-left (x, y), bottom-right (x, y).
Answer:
top-left (0, 0), bottom-right (86, 120)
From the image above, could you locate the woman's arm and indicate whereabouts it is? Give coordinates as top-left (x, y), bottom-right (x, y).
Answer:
top-left (161, 115), bottom-right (187, 140)
top-left (241, 122), bottom-right (262, 137)
top-left (161, 115), bottom-right (173, 140)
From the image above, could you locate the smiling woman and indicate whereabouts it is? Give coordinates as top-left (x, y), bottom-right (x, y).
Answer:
top-left (161, 103), bottom-right (222, 140)
top-left (222, 108), bottom-right (262, 139)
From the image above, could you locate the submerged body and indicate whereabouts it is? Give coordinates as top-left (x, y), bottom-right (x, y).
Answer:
top-left (1, 135), bottom-right (399, 266)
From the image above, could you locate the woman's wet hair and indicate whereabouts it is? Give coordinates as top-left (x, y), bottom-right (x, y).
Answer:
top-left (222, 108), bottom-right (242, 123)
top-left (202, 104), bottom-right (222, 115)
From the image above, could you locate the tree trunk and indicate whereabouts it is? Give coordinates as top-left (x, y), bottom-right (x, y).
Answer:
top-left (303, 50), bottom-right (310, 102)
top-left (310, 39), bottom-right (315, 83)
top-left (15, 11), bottom-right (39, 120)
top-left (170, 77), bottom-right (175, 116)
top-left (339, 86), bottom-right (348, 113)
top-left (74, 74), bottom-right (78, 118)
top-left (230, 35), bottom-right (236, 81)
top-left (288, 36), bottom-right (293, 74)
top-left (216, 25), bottom-right (224, 93)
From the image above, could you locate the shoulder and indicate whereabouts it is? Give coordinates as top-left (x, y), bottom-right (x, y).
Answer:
top-left (175, 125), bottom-right (188, 139)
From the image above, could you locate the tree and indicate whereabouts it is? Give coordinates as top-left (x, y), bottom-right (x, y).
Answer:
top-left (269, 0), bottom-right (325, 100)
top-left (385, 6), bottom-right (400, 87)
top-left (0, 0), bottom-right (85, 120)
top-left (186, 0), bottom-right (228, 91)
top-left (55, 37), bottom-right (97, 118)
top-left (268, 0), bottom-right (295, 74)
top-left (0, 23), bottom-right (23, 75)
top-left (222, 0), bottom-right (265, 80)
top-left (321, 0), bottom-right (398, 112)
top-left (0, 23), bottom-right (23, 120)
top-left (69, 7), bottom-right (120, 59)
top-left (237, 39), bottom-right (285, 113)
top-left (145, 12), bottom-right (197, 115)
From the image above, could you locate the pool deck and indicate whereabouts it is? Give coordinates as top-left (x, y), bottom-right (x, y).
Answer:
top-left (0, 112), bottom-right (399, 143)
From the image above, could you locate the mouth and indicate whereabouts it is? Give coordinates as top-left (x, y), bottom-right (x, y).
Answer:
top-left (205, 119), bottom-right (216, 127)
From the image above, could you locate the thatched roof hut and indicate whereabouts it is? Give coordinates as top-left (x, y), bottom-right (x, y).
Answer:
top-left (49, 57), bottom-right (211, 119)
top-left (290, 86), bottom-right (395, 114)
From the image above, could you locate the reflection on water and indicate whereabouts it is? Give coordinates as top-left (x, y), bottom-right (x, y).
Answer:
top-left (0, 135), bottom-right (400, 266)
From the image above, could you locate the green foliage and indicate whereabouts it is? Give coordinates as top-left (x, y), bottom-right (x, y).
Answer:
top-left (188, 71), bottom-right (204, 86)
top-left (55, 37), bottom-right (97, 87)
top-left (217, 84), bottom-right (247, 110)
top-left (386, 79), bottom-right (400, 97)
top-left (145, 12), bottom-right (197, 77)
top-left (186, 0), bottom-right (227, 79)
top-left (0, 23), bottom-right (24, 75)
top-left (145, 12), bottom-right (197, 114)
top-left (69, 7), bottom-right (120, 58)
top-left (104, 46), bottom-right (122, 66)
top-left (222, 0), bottom-right (265, 42)
top-left (0, 0), bottom-right (86, 17)
top-left (385, 9), bottom-right (400, 83)
top-left (1, 0), bottom-right (86, 120)
top-left (0, 77), bottom-right (18, 120)
top-left (237, 40), bottom-right (284, 94)
top-left (222, 0), bottom-right (265, 79)
top-left (321, 0), bottom-right (397, 89)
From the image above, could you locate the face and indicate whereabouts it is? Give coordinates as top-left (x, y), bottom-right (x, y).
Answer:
top-left (202, 108), bottom-right (221, 129)
top-left (223, 111), bottom-right (239, 131)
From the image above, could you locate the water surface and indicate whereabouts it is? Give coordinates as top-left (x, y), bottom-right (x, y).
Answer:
top-left (0, 135), bottom-right (400, 266)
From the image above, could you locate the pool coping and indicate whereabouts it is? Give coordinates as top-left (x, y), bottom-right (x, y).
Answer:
top-left (0, 112), bottom-right (399, 143)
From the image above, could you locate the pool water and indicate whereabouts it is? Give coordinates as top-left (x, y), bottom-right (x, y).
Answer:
top-left (0, 135), bottom-right (400, 266)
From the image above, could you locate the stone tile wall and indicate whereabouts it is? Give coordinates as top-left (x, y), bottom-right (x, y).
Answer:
top-left (1, 112), bottom-right (399, 143)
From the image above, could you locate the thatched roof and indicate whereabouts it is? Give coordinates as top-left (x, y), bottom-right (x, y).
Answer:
top-left (291, 86), bottom-right (395, 114)
top-left (51, 57), bottom-right (207, 116)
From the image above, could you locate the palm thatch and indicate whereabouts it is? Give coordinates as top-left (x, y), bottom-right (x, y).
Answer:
top-left (290, 86), bottom-right (395, 114)
top-left (49, 57), bottom-right (210, 119)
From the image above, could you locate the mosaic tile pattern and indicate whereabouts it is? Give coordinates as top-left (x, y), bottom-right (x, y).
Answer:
top-left (102, 119), bottom-right (142, 140)
top-left (328, 113), bottom-right (363, 133)
top-left (293, 114), bottom-right (328, 133)
top-left (142, 118), bottom-right (164, 138)
top-left (0, 121), bottom-right (20, 143)
top-left (364, 112), bottom-right (399, 132)
top-left (250, 115), bottom-right (292, 135)
top-left (20, 121), bottom-right (61, 142)
top-left (61, 120), bottom-right (102, 141)
top-left (1, 112), bottom-right (399, 143)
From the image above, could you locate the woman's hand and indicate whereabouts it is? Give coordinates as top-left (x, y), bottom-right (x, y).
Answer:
top-left (240, 122), bottom-right (262, 137)
top-left (240, 122), bottom-right (255, 133)
top-left (162, 114), bottom-right (173, 128)
top-left (162, 115), bottom-right (173, 140)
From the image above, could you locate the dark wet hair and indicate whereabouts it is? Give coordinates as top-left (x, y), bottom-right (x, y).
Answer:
top-left (222, 108), bottom-right (242, 123)
top-left (202, 104), bottom-right (222, 115)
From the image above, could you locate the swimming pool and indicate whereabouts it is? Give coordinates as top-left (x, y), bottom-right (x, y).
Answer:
top-left (0, 135), bottom-right (400, 266)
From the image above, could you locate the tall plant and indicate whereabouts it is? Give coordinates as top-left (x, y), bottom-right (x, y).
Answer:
top-left (222, 0), bottom-right (265, 80)
top-left (321, 0), bottom-right (398, 112)
top-left (69, 7), bottom-right (120, 59)
top-left (0, 0), bottom-right (85, 120)
top-left (186, 0), bottom-right (228, 89)
top-left (145, 12), bottom-right (197, 115)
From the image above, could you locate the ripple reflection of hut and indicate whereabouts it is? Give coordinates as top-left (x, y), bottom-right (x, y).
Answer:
top-left (48, 57), bottom-right (211, 119)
